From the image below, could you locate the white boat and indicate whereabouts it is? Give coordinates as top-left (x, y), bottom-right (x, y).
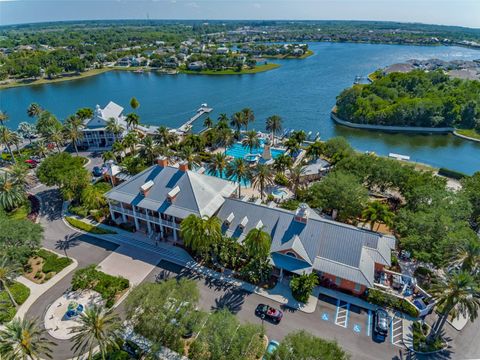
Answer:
top-left (389, 153), bottom-right (410, 161)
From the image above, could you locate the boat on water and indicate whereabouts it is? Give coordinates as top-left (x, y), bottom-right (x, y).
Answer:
top-left (389, 153), bottom-right (410, 161)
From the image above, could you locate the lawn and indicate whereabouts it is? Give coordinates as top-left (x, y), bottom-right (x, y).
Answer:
top-left (0, 282), bottom-right (30, 324)
top-left (180, 63), bottom-right (280, 75)
top-left (65, 216), bottom-right (117, 234)
top-left (6, 202), bottom-right (31, 220)
top-left (23, 248), bottom-right (73, 284)
top-left (455, 128), bottom-right (480, 141)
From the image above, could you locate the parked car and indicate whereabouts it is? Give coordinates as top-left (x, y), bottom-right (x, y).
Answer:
top-left (92, 166), bottom-right (103, 177)
top-left (255, 304), bottom-right (283, 324)
top-left (263, 340), bottom-right (280, 359)
top-left (24, 159), bottom-right (37, 168)
top-left (373, 309), bottom-right (390, 340)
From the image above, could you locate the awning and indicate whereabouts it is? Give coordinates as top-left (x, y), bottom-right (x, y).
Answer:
top-left (270, 253), bottom-right (313, 275)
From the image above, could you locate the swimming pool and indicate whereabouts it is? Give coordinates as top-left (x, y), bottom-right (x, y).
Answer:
top-left (225, 141), bottom-right (285, 160)
top-left (206, 169), bottom-right (251, 187)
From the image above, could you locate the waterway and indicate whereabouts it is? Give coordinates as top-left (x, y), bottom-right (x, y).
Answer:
top-left (1, 42), bottom-right (480, 174)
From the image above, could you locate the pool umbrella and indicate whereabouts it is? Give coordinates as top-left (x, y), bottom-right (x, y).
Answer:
top-left (262, 143), bottom-right (272, 161)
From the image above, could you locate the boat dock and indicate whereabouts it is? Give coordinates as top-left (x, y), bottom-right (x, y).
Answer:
top-left (178, 105), bottom-right (213, 133)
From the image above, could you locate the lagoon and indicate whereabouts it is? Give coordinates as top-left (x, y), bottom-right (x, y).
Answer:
top-left (1, 42), bottom-right (480, 174)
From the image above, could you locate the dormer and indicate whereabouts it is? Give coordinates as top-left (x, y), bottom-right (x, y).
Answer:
top-left (140, 180), bottom-right (154, 196)
top-left (294, 203), bottom-right (309, 224)
top-left (224, 212), bottom-right (234, 226)
top-left (255, 220), bottom-right (263, 229)
top-left (239, 216), bottom-right (248, 229)
top-left (167, 186), bottom-right (180, 203)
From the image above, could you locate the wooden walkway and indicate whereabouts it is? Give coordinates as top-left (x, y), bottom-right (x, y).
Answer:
top-left (178, 106), bottom-right (213, 132)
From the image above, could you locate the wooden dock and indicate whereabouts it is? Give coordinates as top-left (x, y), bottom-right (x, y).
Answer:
top-left (178, 106), bottom-right (213, 133)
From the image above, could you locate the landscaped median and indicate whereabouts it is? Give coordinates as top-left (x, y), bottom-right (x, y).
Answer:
top-left (24, 248), bottom-right (73, 283)
top-left (65, 216), bottom-right (117, 234)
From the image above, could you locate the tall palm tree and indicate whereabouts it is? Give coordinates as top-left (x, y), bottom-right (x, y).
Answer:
top-left (241, 108), bottom-right (255, 130)
top-left (0, 126), bottom-right (16, 163)
top-left (0, 111), bottom-right (8, 126)
top-left (48, 126), bottom-right (64, 154)
top-left (10, 131), bottom-right (22, 153)
top-left (122, 131), bottom-right (139, 156)
top-left (243, 228), bottom-right (272, 260)
top-left (8, 163), bottom-right (29, 188)
top-left (226, 158), bottom-right (251, 198)
top-left (33, 139), bottom-right (49, 158)
top-left (81, 185), bottom-right (107, 211)
top-left (429, 271), bottom-right (480, 340)
top-left (251, 164), bottom-right (274, 200)
top-left (207, 153), bottom-right (228, 177)
top-left (140, 136), bottom-right (159, 165)
top-left (111, 140), bottom-right (126, 161)
top-left (180, 214), bottom-right (221, 257)
top-left (203, 117), bottom-right (214, 129)
top-left (216, 113), bottom-right (229, 130)
top-left (178, 146), bottom-right (200, 170)
top-left (0, 172), bottom-right (25, 211)
top-left (0, 317), bottom-right (55, 360)
top-left (362, 201), bottom-right (394, 231)
top-left (216, 128), bottom-right (234, 154)
top-left (265, 115), bottom-right (282, 145)
top-left (230, 112), bottom-right (244, 132)
top-left (27, 103), bottom-right (43, 119)
top-left (453, 238), bottom-right (480, 273)
top-left (287, 164), bottom-right (306, 195)
top-left (102, 151), bottom-right (115, 163)
top-left (64, 115), bottom-right (84, 155)
top-left (0, 257), bottom-right (21, 307)
top-left (125, 113), bottom-right (140, 130)
top-left (130, 97), bottom-right (140, 110)
top-left (273, 153), bottom-right (293, 173)
top-left (242, 130), bottom-right (260, 154)
top-left (305, 140), bottom-right (324, 161)
top-left (155, 126), bottom-right (177, 147)
top-left (284, 137), bottom-right (300, 156)
top-left (70, 304), bottom-right (121, 360)
top-left (105, 117), bottom-right (125, 142)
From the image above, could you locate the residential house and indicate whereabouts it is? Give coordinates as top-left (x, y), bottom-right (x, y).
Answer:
top-left (188, 61), bottom-right (206, 71)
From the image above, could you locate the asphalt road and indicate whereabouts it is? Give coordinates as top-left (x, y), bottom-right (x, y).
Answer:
top-left (27, 184), bottom-right (478, 360)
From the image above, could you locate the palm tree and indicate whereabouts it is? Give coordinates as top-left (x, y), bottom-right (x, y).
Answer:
top-left (0, 126), bottom-right (17, 163)
top-left (290, 130), bottom-right (307, 144)
top-left (33, 139), bottom-right (49, 158)
top-left (0, 172), bottom-right (25, 211)
top-left (102, 151), bottom-right (115, 163)
top-left (284, 137), bottom-right (301, 156)
top-left (207, 153), bottom-right (228, 177)
top-left (305, 141), bottom-right (324, 161)
top-left (251, 164), bottom-right (274, 200)
top-left (242, 130), bottom-right (260, 153)
top-left (48, 126), bottom-right (64, 153)
top-left (230, 112), bottom-right (244, 132)
top-left (453, 238), bottom-right (480, 273)
top-left (10, 131), bottom-right (22, 153)
top-left (429, 271), bottom-right (480, 340)
top-left (111, 140), bottom-right (126, 161)
top-left (125, 113), bottom-right (140, 130)
top-left (130, 97), bottom-right (140, 110)
top-left (362, 201), bottom-right (394, 231)
top-left (8, 163), bottom-right (29, 188)
top-left (122, 131), bottom-right (139, 155)
top-left (243, 228), bottom-right (272, 260)
top-left (155, 126), bottom-right (177, 147)
top-left (226, 158), bottom-right (251, 198)
top-left (178, 146), bottom-right (200, 169)
top-left (140, 136), bottom-right (159, 165)
top-left (287, 164), bottom-right (306, 194)
top-left (0, 317), bottom-right (55, 359)
top-left (0, 111), bottom-right (8, 126)
top-left (216, 128), bottom-right (234, 154)
top-left (70, 304), bottom-right (121, 360)
top-left (0, 257), bottom-right (21, 307)
top-left (81, 185), bottom-right (107, 211)
top-left (27, 103), bottom-right (43, 118)
top-left (273, 153), bottom-right (293, 173)
top-left (203, 116), bottom-right (214, 129)
top-left (216, 113), bottom-right (229, 130)
top-left (105, 117), bottom-right (125, 142)
top-left (265, 115), bottom-right (282, 145)
top-left (64, 115), bottom-right (84, 155)
top-left (242, 108), bottom-right (255, 130)
top-left (180, 214), bottom-right (222, 257)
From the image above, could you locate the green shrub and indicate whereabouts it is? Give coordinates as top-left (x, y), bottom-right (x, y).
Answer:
top-left (0, 282), bottom-right (30, 324)
top-left (365, 288), bottom-right (420, 317)
top-left (438, 168), bottom-right (467, 180)
top-left (274, 173), bottom-right (289, 186)
top-left (267, 194), bottom-right (275, 202)
top-left (69, 205), bottom-right (89, 217)
top-left (44, 272), bottom-right (54, 281)
top-left (65, 217), bottom-right (116, 234)
top-left (71, 265), bottom-right (129, 307)
top-left (37, 249), bottom-right (73, 274)
top-left (290, 273), bottom-right (318, 303)
top-left (279, 199), bottom-right (300, 211)
top-left (414, 266), bottom-right (433, 277)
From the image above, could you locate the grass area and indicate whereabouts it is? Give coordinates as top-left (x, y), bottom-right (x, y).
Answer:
top-left (65, 216), bottom-right (116, 234)
top-left (455, 128), bottom-right (480, 141)
top-left (0, 282), bottom-right (30, 324)
top-left (23, 249), bottom-right (73, 284)
top-left (71, 265), bottom-right (129, 307)
top-left (262, 49), bottom-right (314, 59)
top-left (180, 63), bottom-right (280, 75)
top-left (6, 202), bottom-right (31, 220)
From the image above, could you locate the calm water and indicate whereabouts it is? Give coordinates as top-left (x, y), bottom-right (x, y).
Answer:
top-left (1, 42), bottom-right (480, 174)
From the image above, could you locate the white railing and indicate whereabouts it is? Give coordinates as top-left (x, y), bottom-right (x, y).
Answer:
top-left (109, 205), bottom-right (180, 229)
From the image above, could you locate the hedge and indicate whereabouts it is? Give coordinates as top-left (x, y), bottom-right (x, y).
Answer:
top-left (71, 265), bottom-right (129, 307)
top-left (36, 249), bottom-right (73, 274)
top-left (0, 282), bottom-right (30, 324)
top-left (365, 288), bottom-right (420, 318)
top-left (65, 217), bottom-right (116, 234)
top-left (438, 168), bottom-right (467, 180)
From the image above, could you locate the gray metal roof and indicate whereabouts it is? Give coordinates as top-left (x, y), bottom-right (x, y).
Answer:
top-left (106, 164), bottom-right (237, 218)
top-left (217, 198), bottom-right (395, 287)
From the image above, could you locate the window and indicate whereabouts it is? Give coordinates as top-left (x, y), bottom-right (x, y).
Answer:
top-left (335, 277), bottom-right (342, 286)
top-left (354, 283), bottom-right (362, 292)
top-left (285, 251), bottom-right (297, 258)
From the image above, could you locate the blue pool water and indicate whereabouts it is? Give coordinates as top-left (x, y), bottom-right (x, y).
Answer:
top-left (225, 142), bottom-right (285, 160)
top-left (207, 169), bottom-right (251, 187)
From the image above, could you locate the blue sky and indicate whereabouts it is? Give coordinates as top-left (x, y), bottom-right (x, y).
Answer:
top-left (1, 0), bottom-right (479, 28)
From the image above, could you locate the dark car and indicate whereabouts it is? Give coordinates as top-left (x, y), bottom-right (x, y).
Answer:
top-left (255, 304), bottom-right (283, 324)
top-left (92, 166), bottom-right (103, 177)
top-left (373, 309), bottom-right (390, 340)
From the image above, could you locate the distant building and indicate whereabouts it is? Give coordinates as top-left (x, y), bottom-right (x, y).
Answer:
top-left (216, 47), bottom-right (229, 54)
top-left (187, 61), bottom-right (206, 71)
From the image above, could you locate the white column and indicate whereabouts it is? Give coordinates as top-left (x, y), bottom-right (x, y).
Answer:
top-left (147, 221), bottom-right (152, 234)
top-left (132, 206), bottom-right (139, 231)
top-left (108, 202), bottom-right (115, 221)
top-left (120, 203), bottom-right (127, 222)
top-left (159, 213), bottom-right (164, 237)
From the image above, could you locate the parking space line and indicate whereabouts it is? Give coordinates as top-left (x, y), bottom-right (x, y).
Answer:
top-left (334, 300), bottom-right (350, 328)
top-left (390, 315), bottom-right (404, 347)
top-left (366, 310), bottom-right (372, 337)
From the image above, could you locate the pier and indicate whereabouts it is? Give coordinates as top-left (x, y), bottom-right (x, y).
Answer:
top-left (178, 105), bottom-right (213, 133)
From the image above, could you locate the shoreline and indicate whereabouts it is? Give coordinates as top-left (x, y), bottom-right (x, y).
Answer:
top-left (179, 63), bottom-right (280, 75)
top-left (260, 49), bottom-right (314, 60)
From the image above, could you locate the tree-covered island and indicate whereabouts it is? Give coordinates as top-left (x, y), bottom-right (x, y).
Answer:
top-left (335, 69), bottom-right (480, 138)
